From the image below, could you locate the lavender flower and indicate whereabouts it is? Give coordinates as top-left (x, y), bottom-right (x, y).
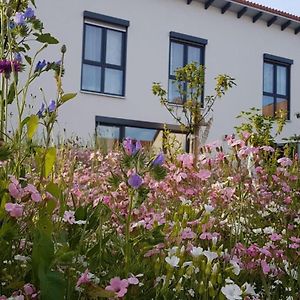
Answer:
top-left (24, 7), bottom-right (34, 19)
top-left (152, 152), bottom-right (164, 166)
top-left (128, 173), bottom-right (143, 189)
top-left (123, 138), bottom-right (142, 156)
top-left (47, 100), bottom-right (56, 113)
top-left (14, 12), bottom-right (25, 26)
top-left (34, 60), bottom-right (47, 72)
top-left (36, 103), bottom-right (45, 118)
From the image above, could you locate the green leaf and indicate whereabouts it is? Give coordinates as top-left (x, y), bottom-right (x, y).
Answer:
top-left (44, 147), bottom-right (56, 177)
top-left (24, 55), bottom-right (32, 65)
top-left (150, 165), bottom-right (167, 181)
top-left (45, 182), bottom-right (61, 199)
top-left (39, 271), bottom-right (66, 300)
top-left (7, 83), bottom-right (16, 104)
top-left (0, 145), bottom-right (11, 161)
top-left (36, 33), bottom-right (59, 44)
top-left (86, 284), bottom-right (115, 299)
top-left (27, 115), bottom-right (39, 140)
top-left (61, 93), bottom-right (77, 103)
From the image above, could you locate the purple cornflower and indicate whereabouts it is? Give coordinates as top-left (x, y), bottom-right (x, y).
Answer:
top-left (34, 59), bottom-right (47, 72)
top-left (123, 138), bottom-right (142, 156)
top-left (152, 152), bottom-right (164, 166)
top-left (14, 12), bottom-right (25, 25)
top-left (0, 59), bottom-right (21, 78)
top-left (128, 173), bottom-right (143, 189)
top-left (47, 100), bottom-right (56, 113)
top-left (36, 103), bottom-right (45, 118)
top-left (24, 7), bottom-right (35, 19)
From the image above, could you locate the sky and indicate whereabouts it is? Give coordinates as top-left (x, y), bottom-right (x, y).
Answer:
top-left (254, 0), bottom-right (300, 16)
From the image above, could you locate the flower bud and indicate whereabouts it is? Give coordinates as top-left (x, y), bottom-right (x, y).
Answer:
top-left (61, 44), bottom-right (67, 54)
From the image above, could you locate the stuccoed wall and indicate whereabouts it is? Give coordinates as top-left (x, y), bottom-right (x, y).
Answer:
top-left (31, 0), bottom-right (300, 142)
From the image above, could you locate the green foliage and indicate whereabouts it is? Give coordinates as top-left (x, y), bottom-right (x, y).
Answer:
top-left (35, 33), bottom-right (59, 44)
top-left (235, 107), bottom-right (286, 146)
top-left (153, 62), bottom-right (235, 158)
top-left (27, 114), bottom-right (39, 140)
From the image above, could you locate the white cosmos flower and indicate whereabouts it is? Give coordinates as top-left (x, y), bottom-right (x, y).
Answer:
top-left (204, 204), bottom-right (214, 213)
top-left (221, 284), bottom-right (242, 300)
top-left (168, 246), bottom-right (178, 256)
top-left (230, 260), bottom-right (241, 275)
top-left (191, 246), bottom-right (203, 257)
top-left (263, 226), bottom-right (274, 234)
top-left (165, 255), bottom-right (180, 267)
top-left (242, 282), bottom-right (257, 296)
top-left (203, 250), bottom-right (218, 263)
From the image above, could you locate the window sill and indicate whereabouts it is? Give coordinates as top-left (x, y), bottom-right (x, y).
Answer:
top-left (80, 90), bottom-right (125, 100)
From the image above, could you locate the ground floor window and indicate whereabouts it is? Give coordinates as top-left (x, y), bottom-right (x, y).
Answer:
top-left (95, 116), bottom-right (188, 152)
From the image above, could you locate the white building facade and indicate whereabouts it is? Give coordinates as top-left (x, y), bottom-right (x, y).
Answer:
top-left (36, 0), bottom-right (300, 148)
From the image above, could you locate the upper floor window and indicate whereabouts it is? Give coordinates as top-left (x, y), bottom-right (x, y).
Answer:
top-left (81, 11), bottom-right (129, 97)
top-left (263, 54), bottom-right (293, 119)
top-left (168, 32), bottom-right (207, 104)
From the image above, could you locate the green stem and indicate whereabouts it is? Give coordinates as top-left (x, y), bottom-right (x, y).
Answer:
top-left (125, 191), bottom-right (134, 276)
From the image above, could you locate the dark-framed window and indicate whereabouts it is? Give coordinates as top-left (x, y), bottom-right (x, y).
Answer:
top-left (95, 116), bottom-right (188, 152)
top-left (263, 54), bottom-right (293, 119)
top-left (81, 11), bottom-right (129, 96)
top-left (168, 32), bottom-right (207, 104)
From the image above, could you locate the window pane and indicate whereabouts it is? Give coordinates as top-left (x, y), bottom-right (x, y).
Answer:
top-left (125, 127), bottom-right (158, 150)
top-left (262, 95), bottom-right (275, 117)
top-left (84, 25), bottom-right (102, 62)
top-left (276, 98), bottom-right (288, 117)
top-left (170, 42), bottom-right (184, 75)
top-left (96, 125), bottom-right (120, 152)
top-left (106, 30), bottom-right (123, 66)
top-left (277, 66), bottom-right (287, 95)
top-left (188, 46), bottom-right (201, 65)
top-left (104, 68), bottom-right (123, 95)
top-left (263, 63), bottom-right (274, 93)
top-left (82, 64), bottom-right (101, 92)
top-left (168, 79), bottom-right (183, 104)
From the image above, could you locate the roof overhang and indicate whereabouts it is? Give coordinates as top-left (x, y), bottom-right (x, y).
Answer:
top-left (186, 0), bottom-right (300, 35)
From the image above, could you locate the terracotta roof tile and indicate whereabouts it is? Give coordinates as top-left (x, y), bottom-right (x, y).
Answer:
top-left (231, 0), bottom-right (300, 22)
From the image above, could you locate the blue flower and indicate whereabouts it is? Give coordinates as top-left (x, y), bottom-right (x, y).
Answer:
top-left (9, 21), bottom-right (16, 29)
top-left (14, 53), bottom-right (22, 62)
top-left (24, 7), bottom-right (34, 19)
top-left (47, 100), bottom-right (56, 113)
top-left (123, 138), bottom-right (142, 156)
top-left (34, 60), bottom-right (47, 72)
top-left (152, 152), bottom-right (165, 166)
top-left (36, 103), bottom-right (45, 118)
top-left (13, 12), bottom-right (25, 26)
top-left (128, 173), bottom-right (143, 189)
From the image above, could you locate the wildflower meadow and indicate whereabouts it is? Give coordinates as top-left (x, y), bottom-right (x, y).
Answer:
top-left (0, 1), bottom-right (299, 300)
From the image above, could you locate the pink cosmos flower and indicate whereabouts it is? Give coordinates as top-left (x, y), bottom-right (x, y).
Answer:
top-left (76, 269), bottom-right (91, 287)
top-left (8, 177), bottom-right (23, 199)
top-left (177, 153), bottom-right (194, 169)
top-left (128, 276), bottom-right (139, 285)
top-left (63, 210), bottom-right (76, 224)
top-left (289, 243), bottom-right (299, 249)
top-left (290, 237), bottom-right (300, 243)
top-left (5, 203), bottom-right (24, 218)
top-left (261, 260), bottom-right (270, 274)
top-left (181, 227), bottom-right (196, 240)
top-left (105, 277), bottom-right (129, 298)
top-left (277, 157), bottom-right (292, 167)
top-left (23, 283), bottom-right (36, 296)
top-left (269, 233), bottom-right (282, 242)
top-left (24, 184), bottom-right (42, 203)
top-left (197, 169), bottom-right (211, 180)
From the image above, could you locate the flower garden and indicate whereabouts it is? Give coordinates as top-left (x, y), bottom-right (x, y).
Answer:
top-left (0, 1), bottom-right (299, 300)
